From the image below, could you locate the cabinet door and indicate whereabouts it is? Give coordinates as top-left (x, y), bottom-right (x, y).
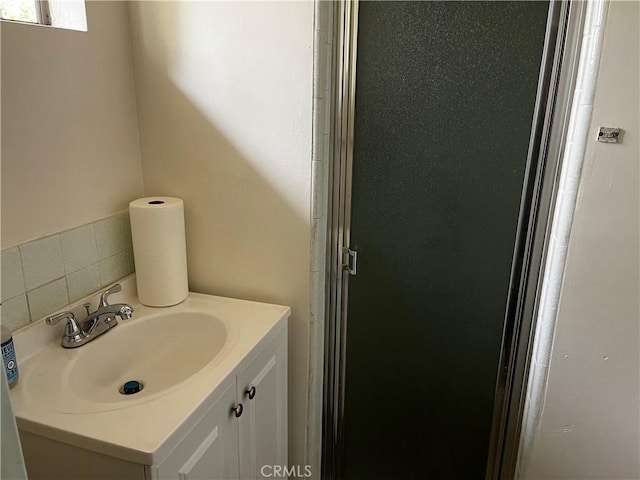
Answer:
top-left (153, 379), bottom-right (240, 480)
top-left (237, 334), bottom-right (287, 479)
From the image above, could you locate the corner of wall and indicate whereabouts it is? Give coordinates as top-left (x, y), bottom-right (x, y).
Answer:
top-left (306, 0), bottom-right (334, 475)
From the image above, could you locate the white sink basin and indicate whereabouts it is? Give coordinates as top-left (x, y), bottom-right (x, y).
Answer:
top-left (23, 310), bottom-right (228, 413)
top-left (69, 312), bottom-right (227, 404)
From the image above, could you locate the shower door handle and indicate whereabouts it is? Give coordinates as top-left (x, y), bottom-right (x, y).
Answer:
top-left (342, 247), bottom-right (358, 276)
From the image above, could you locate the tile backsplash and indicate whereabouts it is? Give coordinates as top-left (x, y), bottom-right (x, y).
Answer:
top-left (1, 212), bottom-right (135, 331)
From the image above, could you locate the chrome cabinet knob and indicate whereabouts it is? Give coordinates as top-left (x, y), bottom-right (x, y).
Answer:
top-left (231, 403), bottom-right (244, 418)
top-left (246, 386), bottom-right (256, 400)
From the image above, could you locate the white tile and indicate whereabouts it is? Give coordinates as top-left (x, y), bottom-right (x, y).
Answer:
top-left (1, 248), bottom-right (25, 302)
top-left (583, 2), bottom-right (596, 32)
top-left (60, 224), bottom-right (98, 274)
top-left (322, 56), bottom-right (332, 98)
top-left (311, 161), bottom-right (328, 220)
top-left (312, 129), bottom-right (325, 163)
top-left (309, 446), bottom-right (322, 480)
top-left (587, 27), bottom-right (605, 85)
top-left (326, 1), bottom-right (334, 46)
top-left (27, 278), bottom-right (69, 321)
top-left (310, 312), bottom-right (325, 373)
top-left (313, 28), bottom-right (323, 90)
top-left (306, 316), bottom-right (324, 474)
top-left (99, 252), bottom-right (129, 287)
top-left (317, 14), bottom-right (328, 46)
top-left (20, 236), bottom-right (65, 290)
top-left (310, 270), bottom-right (326, 322)
top-left (0, 294), bottom-right (30, 331)
top-left (310, 218), bottom-right (327, 273)
top-left (67, 265), bottom-right (101, 303)
top-left (122, 212), bottom-right (133, 251)
top-left (591, 1), bottom-right (608, 27)
top-left (570, 104), bottom-right (594, 146)
top-left (95, 215), bottom-right (125, 260)
top-left (314, 53), bottom-right (327, 100)
top-left (315, 0), bottom-right (328, 32)
top-left (316, 43), bottom-right (331, 95)
top-left (323, 132), bottom-right (331, 159)
top-left (125, 248), bottom-right (135, 275)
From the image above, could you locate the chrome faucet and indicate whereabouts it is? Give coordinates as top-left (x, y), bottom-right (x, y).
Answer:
top-left (46, 284), bottom-right (134, 348)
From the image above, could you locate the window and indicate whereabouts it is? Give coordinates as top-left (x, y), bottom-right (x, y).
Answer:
top-left (0, 0), bottom-right (43, 24)
top-left (0, 0), bottom-right (87, 31)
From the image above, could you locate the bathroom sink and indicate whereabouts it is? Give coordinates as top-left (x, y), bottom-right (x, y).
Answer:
top-left (23, 310), bottom-right (227, 413)
top-left (10, 284), bottom-right (290, 466)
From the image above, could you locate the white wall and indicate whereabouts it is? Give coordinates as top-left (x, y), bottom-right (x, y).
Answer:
top-left (128, 1), bottom-right (314, 469)
top-left (1, 1), bottom-right (144, 248)
top-left (525, 2), bottom-right (639, 478)
top-left (0, 19), bottom-right (28, 480)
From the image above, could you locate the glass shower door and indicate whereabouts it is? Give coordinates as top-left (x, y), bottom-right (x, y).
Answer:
top-left (340, 2), bottom-right (550, 478)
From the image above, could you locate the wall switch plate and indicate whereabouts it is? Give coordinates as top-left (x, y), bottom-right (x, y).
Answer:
top-left (597, 127), bottom-right (622, 143)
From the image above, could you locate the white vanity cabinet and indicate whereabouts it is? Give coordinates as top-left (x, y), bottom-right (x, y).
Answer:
top-left (237, 331), bottom-right (288, 479)
top-left (12, 289), bottom-right (290, 480)
top-left (151, 330), bottom-right (287, 480)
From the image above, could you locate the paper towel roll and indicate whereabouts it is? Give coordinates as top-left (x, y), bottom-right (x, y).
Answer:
top-left (129, 197), bottom-right (188, 307)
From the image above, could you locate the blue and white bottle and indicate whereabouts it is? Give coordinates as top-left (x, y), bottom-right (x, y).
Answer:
top-left (1, 325), bottom-right (19, 387)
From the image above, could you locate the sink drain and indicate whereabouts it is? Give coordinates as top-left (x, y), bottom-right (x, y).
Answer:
top-left (119, 380), bottom-right (144, 395)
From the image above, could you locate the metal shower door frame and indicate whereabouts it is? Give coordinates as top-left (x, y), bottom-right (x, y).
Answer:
top-left (492, 1), bottom-right (588, 476)
top-left (321, 1), bottom-right (583, 478)
top-left (322, 1), bottom-right (359, 478)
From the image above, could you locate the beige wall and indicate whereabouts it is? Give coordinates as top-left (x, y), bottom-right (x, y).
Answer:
top-left (0, 18), bottom-right (28, 480)
top-left (128, 1), bottom-right (313, 468)
top-left (526, 2), bottom-right (639, 478)
top-left (1, 1), bottom-right (144, 248)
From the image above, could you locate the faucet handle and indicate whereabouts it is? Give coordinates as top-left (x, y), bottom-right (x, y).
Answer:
top-left (99, 283), bottom-right (122, 307)
top-left (46, 311), bottom-right (77, 326)
top-left (45, 311), bottom-right (84, 344)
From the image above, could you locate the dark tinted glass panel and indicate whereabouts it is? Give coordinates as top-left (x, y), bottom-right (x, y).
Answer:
top-left (343, 2), bottom-right (549, 478)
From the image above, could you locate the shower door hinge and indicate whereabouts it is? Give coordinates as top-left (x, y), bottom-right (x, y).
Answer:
top-left (342, 247), bottom-right (358, 276)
